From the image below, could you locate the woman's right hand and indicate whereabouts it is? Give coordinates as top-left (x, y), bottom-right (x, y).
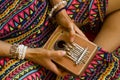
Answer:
top-left (25, 47), bottom-right (66, 76)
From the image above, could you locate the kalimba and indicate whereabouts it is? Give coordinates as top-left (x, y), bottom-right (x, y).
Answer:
top-left (43, 26), bottom-right (98, 76)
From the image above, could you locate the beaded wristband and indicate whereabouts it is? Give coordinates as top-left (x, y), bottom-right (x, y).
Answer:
top-left (18, 45), bottom-right (27, 60)
top-left (10, 44), bottom-right (27, 60)
top-left (49, 0), bottom-right (67, 18)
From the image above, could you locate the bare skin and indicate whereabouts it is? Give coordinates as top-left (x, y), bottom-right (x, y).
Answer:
top-left (106, 0), bottom-right (120, 15)
top-left (0, 0), bottom-right (120, 76)
top-left (93, 0), bottom-right (120, 53)
top-left (94, 10), bottom-right (120, 52)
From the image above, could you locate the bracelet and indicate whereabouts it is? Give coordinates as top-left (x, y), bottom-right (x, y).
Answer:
top-left (49, 0), bottom-right (67, 18)
top-left (10, 44), bottom-right (19, 59)
top-left (10, 44), bottom-right (27, 60)
top-left (52, 6), bottom-right (66, 17)
top-left (18, 44), bottom-right (27, 60)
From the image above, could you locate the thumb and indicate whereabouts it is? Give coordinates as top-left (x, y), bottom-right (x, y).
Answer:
top-left (50, 50), bottom-right (66, 58)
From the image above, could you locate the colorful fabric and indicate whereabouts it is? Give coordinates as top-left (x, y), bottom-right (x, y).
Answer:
top-left (0, 0), bottom-right (120, 80)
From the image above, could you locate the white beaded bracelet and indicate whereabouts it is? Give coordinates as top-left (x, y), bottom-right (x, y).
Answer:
top-left (18, 44), bottom-right (27, 60)
top-left (49, 0), bottom-right (67, 18)
top-left (10, 44), bottom-right (27, 60)
top-left (18, 45), bottom-right (24, 59)
top-left (21, 46), bottom-right (27, 60)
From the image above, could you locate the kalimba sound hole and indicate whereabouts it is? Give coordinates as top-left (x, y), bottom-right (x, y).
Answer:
top-left (54, 40), bottom-right (66, 50)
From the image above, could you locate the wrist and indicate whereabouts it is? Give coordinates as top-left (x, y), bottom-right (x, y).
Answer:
top-left (25, 48), bottom-right (33, 59)
top-left (49, 0), bottom-right (67, 18)
top-left (56, 10), bottom-right (72, 26)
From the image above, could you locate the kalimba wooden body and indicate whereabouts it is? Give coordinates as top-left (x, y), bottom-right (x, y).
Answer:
top-left (43, 26), bottom-right (98, 76)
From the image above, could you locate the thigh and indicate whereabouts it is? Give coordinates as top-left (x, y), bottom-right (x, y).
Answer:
top-left (94, 10), bottom-right (120, 52)
top-left (106, 0), bottom-right (120, 15)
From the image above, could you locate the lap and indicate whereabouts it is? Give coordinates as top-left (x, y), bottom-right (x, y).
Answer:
top-left (0, 58), bottom-right (55, 80)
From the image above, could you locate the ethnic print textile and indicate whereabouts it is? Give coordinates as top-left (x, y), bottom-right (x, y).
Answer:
top-left (0, 0), bottom-right (120, 80)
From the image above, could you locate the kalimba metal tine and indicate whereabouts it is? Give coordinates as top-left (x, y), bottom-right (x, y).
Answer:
top-left (72, 43), bottom-right (84, 53)
top-left (73, 46), bottom-right (83, 56)
top-left (66, 43), bottom-right (73, 49)
top-left (74, 42), bottom-right (90, 53)
top-left (68, 44), bottom-right (81, 57)
top-left (64, 44), bottom-right (71, 51)
top-left (76, 47), bottom-right (88, 64)
top-left (70, 43), bottom-right (83, 56)
top-left (66, 55), bottom-right (76, 62)
top-left (72, 42), bottom-right (84, 50)
top-left (66, 52), bottom-right (77, 61)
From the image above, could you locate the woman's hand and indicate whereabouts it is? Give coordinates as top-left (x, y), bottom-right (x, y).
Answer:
top-left (55, 9), bottom-right (87, 42)
top-left (26, 47), bottom-right (66, 76)
top-left (49, 0), bottom-right (87, 42)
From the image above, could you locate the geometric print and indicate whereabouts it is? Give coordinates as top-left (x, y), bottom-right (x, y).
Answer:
top-left (1, 0), bottom-right (120, 80)
top-left (0, 59), bottom-right (46, 80)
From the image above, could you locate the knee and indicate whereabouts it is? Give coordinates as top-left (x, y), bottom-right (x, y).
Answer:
top-left (107, 0), bottom-right (120, 14)
top-left (105, 10), bottom-right (120, 31)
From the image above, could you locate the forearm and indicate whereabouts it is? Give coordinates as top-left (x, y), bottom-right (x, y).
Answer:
top-left (0, 40), bottom-right (12, 57)
top-left (49, 0), bottom-right (63, 7)
top-left (49, 0), bottom-right (72, 27)
top-left (0, 40), bottom-right (32, 60)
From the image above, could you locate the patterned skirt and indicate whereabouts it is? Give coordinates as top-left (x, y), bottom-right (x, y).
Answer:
top-left (0, 0), bottom-right (120, 80)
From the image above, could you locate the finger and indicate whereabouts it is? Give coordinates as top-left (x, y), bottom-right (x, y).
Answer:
top-left (61, 72), bottom-right (69, 77)
top-left (74, 25), bottom-right (85, 37)
top-left (74, 25), bottom-right (88, 40)
top-left (58, 69), bottom-right (69, 77)
top-left (50, 50), bottom-right (66, 58)
top-left (46, 60), bottom-right (63, 76)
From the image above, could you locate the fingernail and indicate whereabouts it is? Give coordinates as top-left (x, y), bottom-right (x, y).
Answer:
top-left (71, 38), bottom-right (74, 42)
top-left (61, 51), bottom-right (66, 56)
